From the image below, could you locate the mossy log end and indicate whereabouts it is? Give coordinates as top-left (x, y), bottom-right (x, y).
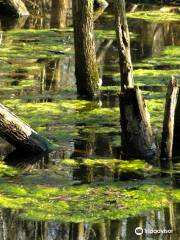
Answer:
top-left (0, 0), bottom-right (29, 17)
top-left (120, 88), bottom-right (156, 159)
top-left (0, 104), bottom-right (53, 154)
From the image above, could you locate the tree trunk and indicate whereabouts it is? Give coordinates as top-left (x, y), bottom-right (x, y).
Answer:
top-left (120, 88), bottom-right (156, 159)
top-left (161, 78), bottom-right (178, 159)
top-left (0, 0), bottom-right (29, 17)
top-left (114, 0), bottom-right (134, 90)
top-left (0, 104), bottom-right (53, 153)
top-left (172, 79), bottom-right (180, 157)
top-left (50, 0), bottom-right (68, 28)
top-left (72, 0), bottom-right (99, 99)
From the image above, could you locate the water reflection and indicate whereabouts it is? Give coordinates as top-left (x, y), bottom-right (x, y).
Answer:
top-left (0, 203), bottom-right (179, 240)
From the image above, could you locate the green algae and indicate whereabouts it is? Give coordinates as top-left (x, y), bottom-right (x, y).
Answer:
top-left (0, 175), bottom-right (179, 222)
top-left (0, 162), bottom-right (18, 177)
top-left (127, 10), bottom-right (180, 23)
top-left (0, 29), bottom-right (73, 61)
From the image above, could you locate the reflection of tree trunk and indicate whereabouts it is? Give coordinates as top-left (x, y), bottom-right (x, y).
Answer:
top-left (169, 202), bottom-right (176, 232)
top-left (71, 223), bottom-right (85, 240)
top-left (72, 0), bottom-right (99, 99)
top-left (50, 0), bottom-right (68, 28)
top-left (92, 223), bottom-right (107, 240)
top-left (110, 220), bottom-right (121, 240)
top-left (120, 88), bottom-right (156, 159)
top-left (96, 39), bottom-right (113, 86)
top-left (45, 60), bottom-right (61, 91)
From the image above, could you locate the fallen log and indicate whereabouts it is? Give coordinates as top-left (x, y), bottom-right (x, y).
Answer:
top-left (161, 78), bottom-right (179, 159)
top-left (0, 104), bottom-right (53, 154)
top-left (0, 0), bottom-right (29, 17)
top-left (120, 87), bottom-right (156, 159)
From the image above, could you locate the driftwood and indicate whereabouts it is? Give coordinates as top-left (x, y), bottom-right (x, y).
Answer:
top-left (161, 78), bottom-right (179, 159)
top-left (120, 88), bottom-right (156, 159)
top-left (0, 104), bottom-right (53, 154)
top-left (0, 0), bottom-right (29, 17)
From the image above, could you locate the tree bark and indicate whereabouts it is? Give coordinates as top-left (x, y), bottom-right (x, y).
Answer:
top-left (114, 0), bottom-right (134, 90)
top-left (0, 104), bottom-right (53, 153)
top-left (0, 0), bottom-right (29, 17)
top-left (120, 88), bottom-right (156, 159)
top-left (72, 0), bottom-right (99, 99)
top-left (172, 79), bottom-right (180, 157)
top-left (161, 78), bottom-right (178, 159)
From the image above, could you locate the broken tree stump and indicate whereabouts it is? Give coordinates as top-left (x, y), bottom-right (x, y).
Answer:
top-left (161, 78), bottom-right (179, 159)
top-left (120, 87), bottom-right (156, 159)
top-left (172, 78), bottom-right (180, 158)
top-left (0, 0), bottom-right (29, 17)
top-left (0, 104), bottom-right (53, 154)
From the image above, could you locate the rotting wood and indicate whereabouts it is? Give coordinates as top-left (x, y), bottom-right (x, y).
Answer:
top-left (0, 0), bottom-right (29, 17)
top-left (120, 87), bottom-right (156, 159)
top-left (0, 104), bottom-right (53, 154)
top-left (161, 78), bottom-right (179, 159)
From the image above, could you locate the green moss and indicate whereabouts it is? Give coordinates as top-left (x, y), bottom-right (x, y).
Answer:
top-left (0, 29), bottom-right (73, 61)
top-left (127, 10), bottom-right (180, 23)
top-left (0, 162), bottom-right (18, 177)
top-left (0, 178), bottom-right (179, 222)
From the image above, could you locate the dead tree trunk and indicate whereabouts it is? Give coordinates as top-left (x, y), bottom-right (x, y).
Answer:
top-left (114, 0), bottom-right (155, 159)
top-left (72, 0), bottom-right (99, 99)
top-left (172, 79), bottom-right (180, 157)
top-left (0, 104), bottom-right (53, 154)
top-left (94, 0), bottom-right (109, 21)
top-left (161, 78), bottom-right (179, 159)
top-left (114, 0), bottom-right (134, 90)
top-left (120, 88), bottom-right (156, 159)
top-left (0, 0), bottom-right (29, 17)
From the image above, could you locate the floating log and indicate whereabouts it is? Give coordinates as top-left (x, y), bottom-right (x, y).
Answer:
top-left (0, 0), bottom-right (29, 17)
top-left (161, 78), bottom-right (179, 159)
top-left (0, 104), bottom-right (53, 154)
top-left (120, 87), bottom-right (156, 159)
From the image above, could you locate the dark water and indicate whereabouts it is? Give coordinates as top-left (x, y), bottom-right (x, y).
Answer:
top-left (0, 203), bottom-right (180, 240)
top-left (0, 2), bottom-right (180, 240)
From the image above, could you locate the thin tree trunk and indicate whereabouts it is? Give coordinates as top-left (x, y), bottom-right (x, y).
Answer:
top-left (0, 104), bottom-right (53, 153)
top-left (114, 0), bottom-right (134, 90)
top-left (161, 78), bottom-right (178, 159)
top-left (72, 0), bottom-right (99, 99)
top-left (120, 88), bottom-right (156, 159)
top-left (0, 0), bottom-right (29, 17)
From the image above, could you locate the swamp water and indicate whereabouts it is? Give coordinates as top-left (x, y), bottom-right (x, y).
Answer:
top-left (0, 3), bottom-right (180, 240)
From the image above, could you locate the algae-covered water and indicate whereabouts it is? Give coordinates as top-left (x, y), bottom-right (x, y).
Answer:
top-left (0, 2), bottom-right (180, 240)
